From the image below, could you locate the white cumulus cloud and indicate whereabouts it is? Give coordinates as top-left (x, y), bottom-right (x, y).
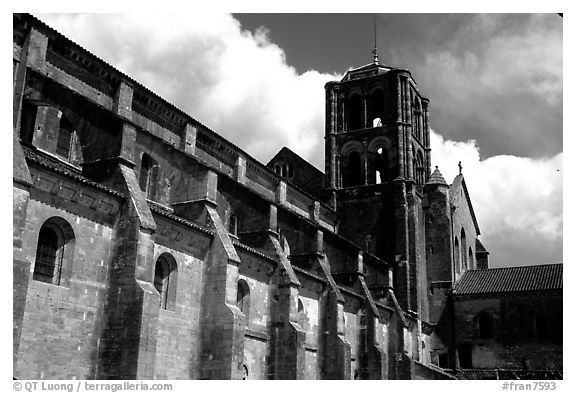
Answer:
top-left (430, 130), bottom-right (562, 267)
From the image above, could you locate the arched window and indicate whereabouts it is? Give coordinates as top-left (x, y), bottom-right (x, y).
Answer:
top-left (374, 147), bottom-right (389, 184)
top-left (346, 94), bottom-right (362, 130)
top-left (19, 100), bottom-right (38, 144)
top-left (154, 253), bottom-right (178, 310)
top-left (34, 225), bottom-right (63, 284)
top-left (33, 218), bottom-right (75, 286)
top-left (468, 247), bottom-right (474, 270)
top-left (139, 153), bottom-right (159, 200)
top-left (460, 228), bottom-right (467, 272)
top-left (56, 116), bottom-right (74, 160)
top-left (454, 237), bottom-right (460, 275)
top-left (477, 311), bottom-right (493, 338)
top-left (344, 151), bottom-right (362, 187)
top-left (370, 89), bottom-right (385, 127)
top-left (237, 279), bottom-right (250, 319)
top-left (415, 150), bottom-right (425, 185)
top-left (229, 214), bottom-right (239, 236)
top-left (413, 99), bottom-right (422, 141)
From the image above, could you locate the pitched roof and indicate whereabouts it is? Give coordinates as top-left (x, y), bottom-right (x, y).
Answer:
top-left (426, 166), bottom-right (448, 186)
top-left (340, 59), bottom-right (396, 82)
top-left (449, 174), bottom-right (481, 235)
top-left (266, 146), bottom-right (325, 199)
top-left (453, 263), bottom-right (562, 295)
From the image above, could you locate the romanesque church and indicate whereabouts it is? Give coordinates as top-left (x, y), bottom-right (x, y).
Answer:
top-left (12, 13), bottom-right (562, 380)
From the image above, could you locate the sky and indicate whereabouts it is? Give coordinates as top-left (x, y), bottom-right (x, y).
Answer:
top-left (34, 13), bottom-right (563, 269)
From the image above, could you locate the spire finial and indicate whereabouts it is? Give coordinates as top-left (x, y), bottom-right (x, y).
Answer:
top-left (372, 14), bottom-right (379, 64)
top-left (458, 161), bottom-right (463, 175)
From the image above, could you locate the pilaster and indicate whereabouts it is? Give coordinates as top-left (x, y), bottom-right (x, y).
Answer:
top-left (12, 134), bottom-right (33, 372)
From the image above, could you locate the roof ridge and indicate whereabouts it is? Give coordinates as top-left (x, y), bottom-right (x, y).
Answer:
top-left (467, 263), bottom-right (563, 272)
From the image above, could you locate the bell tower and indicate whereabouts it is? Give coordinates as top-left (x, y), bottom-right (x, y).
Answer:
top-left (324, 54), bottom-right (431, 194)
top-left (324, 52), bottom-right (431, 317)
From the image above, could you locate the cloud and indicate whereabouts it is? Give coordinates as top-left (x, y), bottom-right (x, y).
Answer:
top-left (430, 130), bottom-right (563, 267)
top-left (38, 13), bottom-right (338, 166)
top-left (378, 13), bottom-right (563, 159)
top-left (37, 14), bottom-right (562, 268)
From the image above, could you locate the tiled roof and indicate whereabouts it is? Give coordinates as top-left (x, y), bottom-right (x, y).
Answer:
top-left (22, 144), bottom-right (125, 198)
top-left (453, 263), bottom-right (562, 295)
top-left (455, 369), bottom-right (562, 380)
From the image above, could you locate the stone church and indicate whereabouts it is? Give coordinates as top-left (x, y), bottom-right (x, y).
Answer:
top-left (12, 13), bottom-right (562, 380)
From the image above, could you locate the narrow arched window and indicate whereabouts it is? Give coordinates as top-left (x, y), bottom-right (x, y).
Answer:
top-left (347, 94), bottom-right (362, 130)
top-left (34, 225), bottom-right (64, 284)
top-left (19, 100), bottom-right (38, 144)
top-left (229, 214), bottom-right (238, 235)
top-left (468, 247), bottom-right (474, 270)
top-left (33, 218), bottom-right (74, 286)
top-left (139, 153), bottom-right (158, 200)
top-left (415, 150), bottom-right (425, 185)
top-left (374, 147), bottom-right (389, 184)
top-left (370, 89), bottom-right (385, 126)
top-left (154, 254), bottom-right (177, 310)
top-left (237, 279), bottom-right (250, 319)
top-left (413, 99), bottom-right (422, 141)
top-left (460, 228), bottom-right (467, 272)
top-left (478, 312), bottom-right (493, 338)
top-left (56, 116), bottom-right (74, 160)
top-left (345, 151), bottom-right (362, 187)
top-left (454, 237), bottom-right (460, 275)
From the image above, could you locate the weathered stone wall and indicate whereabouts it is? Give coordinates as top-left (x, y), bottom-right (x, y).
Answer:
top-left (453, 293), bottom-right (562, 371)
top-left (152, 243), bottom-right (204, 379)
top-left (450, 177), bottom-right (480, 277)
top-left (16, 186), bottom-right (117, 379)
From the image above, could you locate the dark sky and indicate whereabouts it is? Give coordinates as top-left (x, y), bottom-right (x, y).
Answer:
top-left (235, 13), bottom-right (563, 160)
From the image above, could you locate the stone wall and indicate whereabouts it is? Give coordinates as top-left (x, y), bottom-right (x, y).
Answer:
top-left (453, 292), bottom-right (562, 371)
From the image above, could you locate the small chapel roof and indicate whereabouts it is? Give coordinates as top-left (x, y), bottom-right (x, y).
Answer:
top-left (426, 166), bottom-right (448, 186)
